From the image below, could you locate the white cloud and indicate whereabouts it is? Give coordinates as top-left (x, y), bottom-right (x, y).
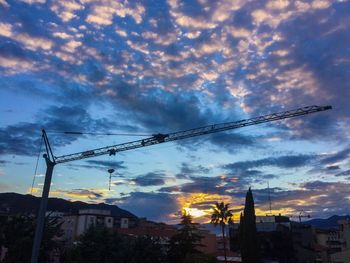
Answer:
top-left (312, 0), bottom-right (332, 9)
top-left (16, 33), bottom-right (54, 51)
top-left (116, 29), bottom-right (128, 37)
top-left (51, 1), bottom-right (84, 22)
top-left (0, 0), bottom-right (9, 7)
top-left (294, 1), bottom-right (311, 12)
top-left (0, 22), bottom-right (12, 37)
top-left (200, 71), bottom-right (219, 81)
top-left (86, 1), bottom-right (145, 26)
top-left (211, 0), bottom-right (245, 22)
top-left (0, 56), bottom-right (36, 74)
top-left (197, 41), bottom-right (221, 55)
top-left (251, 8), bottom-right (294, 28)
top-left (20, 0), bottom-right (45, 4)
top-left (169, 0), bottom-right (245, 29)
top-left (266, 0), bottom-right (290, 10)
top-left (142, 30), bottom-right (178, 46)
top-left (174, 15), bottom-right (216, 29)
top-left (273, 49), bottom-right (289, 56)
top-left (185, 31), bottom-right (201, 39)
top-left (61, 40), bottom-right (82, 53)
top-left (126, 40), bottom-right (149, 55)
top-left (274, 66), bottom-right (319, 95)
top-left (53, 31), bottom-right (73, 39)
top-left (227, 26), bottom-right (251, 39)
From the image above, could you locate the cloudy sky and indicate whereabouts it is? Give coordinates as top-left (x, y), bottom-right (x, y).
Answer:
top-left (1, 0), bottom-right (350, 224)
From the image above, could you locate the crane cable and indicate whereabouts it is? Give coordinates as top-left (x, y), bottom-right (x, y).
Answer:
top-left (46, 131), bottom-right (152, 137)
top-left (30, 136), bottom-right (43, 195)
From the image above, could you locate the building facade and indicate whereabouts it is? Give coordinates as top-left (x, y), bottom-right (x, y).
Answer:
top-left (60, 209), bottom-right (134, 244)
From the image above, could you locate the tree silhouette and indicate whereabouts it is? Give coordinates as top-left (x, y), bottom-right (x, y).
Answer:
top-left (168, 211), bottom-right (203, 263)
top-left (127, 235), bottom-right (168, 263)
top-left (239, 188), bottom-right (260, 263)
top-left (183, 253), bottom-right (217, 263)
top-left (66, 226), bottom-right (122, 262)
top-left (211, 202), bottom-right (233, 263)
top-left (0, 214), bottom-right (63, 263)
top-left (65, 226), bottom-right (167, 263)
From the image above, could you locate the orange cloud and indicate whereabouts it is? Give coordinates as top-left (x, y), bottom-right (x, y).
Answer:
top-left (177, 192), bottom-right (235, 223)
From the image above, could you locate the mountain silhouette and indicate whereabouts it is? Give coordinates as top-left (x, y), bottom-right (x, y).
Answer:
top-left (0, 192), bottom-right (136, 218)
top-left (304, 215), bottom-right (350, 229)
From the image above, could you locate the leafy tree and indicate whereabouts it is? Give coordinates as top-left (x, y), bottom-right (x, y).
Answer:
top-left (0, 214), bottom-right (63, 263)
top-left (211, 202), bottom-right (233, 263)
top-left (65, 226), bottom-right (123, 263)
top-left (0, 215), bottom-right (34, 262)
top-left (168, 211), bottom-right (203, 263)
top-left (126, 235), bottom-right (168, 263)
top-left (239, 188), bottom-right (261, 263)
top-left (64, 226), bottom-right (168, 263)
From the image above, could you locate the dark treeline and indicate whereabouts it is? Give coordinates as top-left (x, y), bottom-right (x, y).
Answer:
top-left (0, 214), bottom-right (64, 263)
top-left (1, 188), bottom-right (266, 263)
top-left (0, 212), bottom-right (217, 263)
top-left (64, 213), bottom-right (216, 263)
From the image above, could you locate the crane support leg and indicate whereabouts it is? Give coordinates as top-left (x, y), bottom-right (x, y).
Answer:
top-left (30, 155), bottom-right (55, 263)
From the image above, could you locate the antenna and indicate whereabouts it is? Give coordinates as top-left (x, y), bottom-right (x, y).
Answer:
top-left (108, 169), bottom-right (115, 190)
top-left (299, 210), bottom-right (311, 223)
top-left (267, 181), bottom-right (272, 214)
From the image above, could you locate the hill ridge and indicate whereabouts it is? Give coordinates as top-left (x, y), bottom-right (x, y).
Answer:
top-left (303, 215), bottom-right (350, 229)
top-left (0, 192), bottom-right (136, 218)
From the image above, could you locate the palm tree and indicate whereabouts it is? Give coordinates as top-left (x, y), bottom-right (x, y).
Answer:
top-left (211, 202), bottom-right (233, 263)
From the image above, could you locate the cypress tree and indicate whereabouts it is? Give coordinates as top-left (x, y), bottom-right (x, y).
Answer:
top-left (240, 187), bottom-right (260, 263)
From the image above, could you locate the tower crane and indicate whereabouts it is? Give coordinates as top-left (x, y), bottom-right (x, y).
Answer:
top-left (31, 105), bottom-right (331, 263)
top-left (290, 210), bottom-right (311, 223)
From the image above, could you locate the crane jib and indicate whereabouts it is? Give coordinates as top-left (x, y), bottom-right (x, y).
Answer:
top-left (54, 105), bottom-right (332, 164)
top-left (31, 104), bottom-right (332, 263)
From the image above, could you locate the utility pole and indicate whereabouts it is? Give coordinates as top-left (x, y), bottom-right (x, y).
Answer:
top-left (30, 105), bottom-right (331, 262)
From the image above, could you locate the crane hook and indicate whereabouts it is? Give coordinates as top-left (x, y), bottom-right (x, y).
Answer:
top-left (107, 168), bottom-right (115, 190)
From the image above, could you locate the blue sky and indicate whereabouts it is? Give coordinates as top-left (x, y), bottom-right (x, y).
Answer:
top-left (0, 0), bottom-right (350, 223)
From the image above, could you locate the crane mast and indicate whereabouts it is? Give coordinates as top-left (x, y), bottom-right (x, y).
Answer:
top-left (55, 105), bottom-right (332, 164)
top-left (31, 104), bottom-right (331, 263)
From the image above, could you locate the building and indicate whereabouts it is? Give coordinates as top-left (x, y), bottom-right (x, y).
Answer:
top-left (116, 218), bottom-right (218, 255)
top-left (230, 215), bottom-right (320, 262)
top-left (116, 219), bottom-right (178, 244)
top-left (316, 228), bottom-right (345, 254)
top-left (328, 219), bottom-right (350, 263)
top-left (291, 219), bottom-right (350, 263)
top-left (291, 223), bottom-right (319, 263)
top-left (61, 209), bottom-right (135, 244)
top-left (256, 215), bottom-right (291, 232)
top-left (198, 228), bottom-right (217, 255)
